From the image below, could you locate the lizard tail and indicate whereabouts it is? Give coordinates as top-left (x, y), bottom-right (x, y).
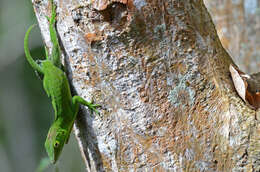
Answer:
top-left (24, 24), bottom-right (44, 74)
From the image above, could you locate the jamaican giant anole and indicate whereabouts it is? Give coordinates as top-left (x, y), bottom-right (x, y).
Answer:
top-left (24, 0), bottom-right (100, 167)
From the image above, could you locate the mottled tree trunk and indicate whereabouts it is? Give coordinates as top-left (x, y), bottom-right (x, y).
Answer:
top-left (32, 0), bottom-right (260, 171)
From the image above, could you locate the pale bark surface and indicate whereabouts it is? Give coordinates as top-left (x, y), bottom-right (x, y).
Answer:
top-left (32, 0), bottom-right (260, 171)
top-left (205, 0), bottom-right (260, 73)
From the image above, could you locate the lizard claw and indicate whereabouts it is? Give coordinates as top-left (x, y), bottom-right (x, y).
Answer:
top-left (45, 16), bottom-right (51, 22)
top-left (88, 103), bottom-right (101, 115)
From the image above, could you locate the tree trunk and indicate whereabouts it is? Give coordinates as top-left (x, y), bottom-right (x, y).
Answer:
top-left (32, 0), bottom-right (260, 171)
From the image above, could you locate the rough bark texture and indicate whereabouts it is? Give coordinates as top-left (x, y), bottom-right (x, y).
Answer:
top-left (32, 0), bottom-right (260, 171)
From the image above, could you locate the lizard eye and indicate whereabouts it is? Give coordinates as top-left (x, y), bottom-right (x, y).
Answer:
top-left (54, 141), bottom-right (59, 148)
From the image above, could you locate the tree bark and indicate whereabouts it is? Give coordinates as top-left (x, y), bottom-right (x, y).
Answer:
top-left (32, 0), bottom-right (260, 171)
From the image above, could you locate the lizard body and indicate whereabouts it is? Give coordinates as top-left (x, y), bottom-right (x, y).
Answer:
top-left (24, 0), bottom-right (100, 163)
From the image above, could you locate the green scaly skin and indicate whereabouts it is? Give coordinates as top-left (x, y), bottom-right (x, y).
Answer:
top-left (24, 0), bottom-right (100, 164)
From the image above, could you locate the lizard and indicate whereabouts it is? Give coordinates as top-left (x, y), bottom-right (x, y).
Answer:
top-left (24, 0), bottom-right (100, 164)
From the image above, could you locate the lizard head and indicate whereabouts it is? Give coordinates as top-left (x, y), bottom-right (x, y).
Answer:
top-left (45, 123), bottom-right (68, 163)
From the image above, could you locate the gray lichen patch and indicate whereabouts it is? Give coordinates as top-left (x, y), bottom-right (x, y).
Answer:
top-left (168, 73), bottom-right (196, 109)
top-left (167, 57), bottom-right (199, 109)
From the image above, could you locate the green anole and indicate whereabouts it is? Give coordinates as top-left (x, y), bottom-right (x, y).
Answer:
top-left (24, 0), bottom-right (100, 164)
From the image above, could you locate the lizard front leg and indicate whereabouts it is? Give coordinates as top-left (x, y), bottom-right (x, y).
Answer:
top-left (72, 95), bottom-right (100, 115)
